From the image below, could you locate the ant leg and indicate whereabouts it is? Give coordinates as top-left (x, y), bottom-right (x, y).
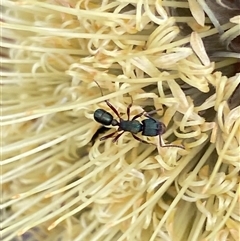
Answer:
top-left (127, 103), bottom-right (132, 120)
top-left (158, 135), bottom-right (185, 149)
top-left (106, 95), bottom-right (134, 120)
top-left (100, 131), bottom-right (117, 141)
top-left (131, 134), bottom-right (151, 145)
top-left (127, 95), bottom-right (134, 120)
top-left (131, 108), bottom-right (162, 121)
top-left (131, 111), bottom-right (145, 121)
top-left (94, 80), bottom-right (121, 119)
top-left (145, 108), bottom-right (163, 116)
top-left (112, 131), bottom-right (124, 143)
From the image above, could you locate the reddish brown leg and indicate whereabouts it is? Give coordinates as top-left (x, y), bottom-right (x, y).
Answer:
top-left (127, 95), bottom-right (134, 120)
top-left (100, 131), bottom-right (117, 141)
top-left (144, 113), bottom-right (162, 124)
top-left (94, 80), bottom-right (121, 119)
top-left (158, 135), bottom-right (185, 149)
top-left (132, 134), bottom-right (150, 144)
top-left (112, 131), bottom-right (124, 142)
top-left (127, 103), bottom-right (132, 120)
top-left (145, 108), bottom-right (163, 116)
top-left (131, 108), bottom-right (163, 121)
top-left (131, 111), bottom-right (145, 121)
top-left (105, 100), bottom-right (121, 119)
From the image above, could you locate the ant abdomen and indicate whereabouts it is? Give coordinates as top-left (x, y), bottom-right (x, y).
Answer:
top-left (142, 119), bottom-right (166, 137)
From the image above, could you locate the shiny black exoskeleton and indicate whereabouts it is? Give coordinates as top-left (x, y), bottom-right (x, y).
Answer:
top-left (93, 81), bottom-right (184, 148)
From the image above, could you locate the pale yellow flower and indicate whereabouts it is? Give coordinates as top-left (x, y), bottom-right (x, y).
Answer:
top-left (2, 1), bottom-right (239, 241)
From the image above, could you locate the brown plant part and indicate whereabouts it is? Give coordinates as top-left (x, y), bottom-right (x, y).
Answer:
top-left (204, 0), bottom-right (240, 24)
top-left (204, 0), bottom-right (240, 52)
top-left (228, 81), bottom-right (240, 109)
top-left (170, 1), bottom-right (240, 77)
top-left (216, 0), bottom-right (240, 10)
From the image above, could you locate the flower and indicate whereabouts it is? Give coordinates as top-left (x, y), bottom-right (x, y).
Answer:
top-left (2, 1), bottom-right (239, 240)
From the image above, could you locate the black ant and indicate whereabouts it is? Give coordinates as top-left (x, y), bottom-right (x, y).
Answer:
top-left (93, 81), bottom-right (184, 149)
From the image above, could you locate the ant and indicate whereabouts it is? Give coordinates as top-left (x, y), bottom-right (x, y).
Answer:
top-left (93, 81), bottom-right (184, 149)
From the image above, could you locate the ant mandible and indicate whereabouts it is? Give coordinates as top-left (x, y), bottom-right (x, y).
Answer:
top-left (93, 81), bottom-right (184, 149)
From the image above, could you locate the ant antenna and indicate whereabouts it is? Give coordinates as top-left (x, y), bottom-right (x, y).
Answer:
top-left (94, 80), bottom-right (122, 120)
top-left (94, 80), bottom-right (104, 97)
top-left (129, 94), bottom-right (133, 105)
